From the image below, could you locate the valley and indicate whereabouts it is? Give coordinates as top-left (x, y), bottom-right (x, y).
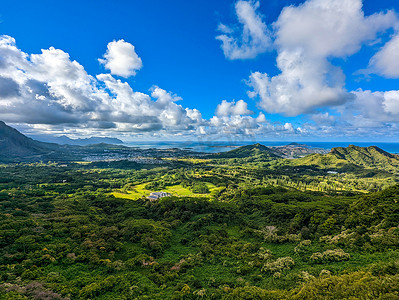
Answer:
top-left (0, 122), bottom-right (399, 299)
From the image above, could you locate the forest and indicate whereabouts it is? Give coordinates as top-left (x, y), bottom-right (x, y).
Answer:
top-left (0, 144), bottom-right (399, 299)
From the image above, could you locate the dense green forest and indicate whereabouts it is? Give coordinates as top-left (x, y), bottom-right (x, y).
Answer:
top-left (0, 144), bottom-right (399, 299)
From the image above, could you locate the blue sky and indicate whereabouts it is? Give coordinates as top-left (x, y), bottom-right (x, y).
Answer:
top-left (1, 0), bottom-right (399, 142)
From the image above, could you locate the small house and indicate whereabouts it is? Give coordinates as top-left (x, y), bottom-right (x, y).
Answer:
top-left (147, 191), bottom-right (171, 201)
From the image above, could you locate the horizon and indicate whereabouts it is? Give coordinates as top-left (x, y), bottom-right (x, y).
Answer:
top-left (1, 0), bottom-right (399, 142)
top-left (15, 119), bottom-right (399, 154)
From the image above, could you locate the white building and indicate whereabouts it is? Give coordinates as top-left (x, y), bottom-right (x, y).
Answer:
top-left (147, 191), bottom-right (171, 201)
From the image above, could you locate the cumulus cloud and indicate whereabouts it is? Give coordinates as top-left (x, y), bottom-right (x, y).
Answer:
top-left (248, 55), bottom-right (352, 116)
top-left (215, 99), bottom-right (253, 116)
top-left (207, 113), bottom-right (296, 138)
top-left (99, 39), bottom-right (142, 78)
top-left (0, 35), bottom-right (203, 136)
top-left (210, 0), bottom-right (399, 140)
top-left (247, 0), bottom-right (397, 116)
top-left (283, 122), bottom-right (294, 132)
top-left (209, 115), bottom-right (261, 136)
top-left (0, 77), bottom-right (20, 98)
top-left (369, 33), bottom-right (399, 78)
top-left (274, 0), bottom-right (396, 57)
top-left (311, 112), bottom-right (336, 126)
top-left (349, 89), bottom-right (399, 122)
top-left (298, 89), bottom-right (399, 139)
top-left (5, 0), bottom-right (399, 142)
top-left (0, 34), bottom-right (306, 140)
top-left (383, 90), bottom-right (399, 115)
top-left (216, 0), bottom-right (272, 59)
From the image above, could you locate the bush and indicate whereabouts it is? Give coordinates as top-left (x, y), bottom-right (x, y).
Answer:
top-left (294, 240), bottom-right (311, 255)
top-left (291, 272), bottom-right (399, 299)
top-left (310, 248), bottom-right (350, 263)
top-left (262, 257), bottom-right (295, 273)
top-left (227, 286), bottom-right (289, 300)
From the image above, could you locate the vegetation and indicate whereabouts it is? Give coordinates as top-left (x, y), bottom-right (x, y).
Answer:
top-left (0, 135), bottom-right (399, 298)
top-left (293, 144), bottom-right (399, 174)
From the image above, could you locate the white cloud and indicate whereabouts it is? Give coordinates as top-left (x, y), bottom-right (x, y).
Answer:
top-left (209, 114), bottom-right (261, 136)
top-left (256, 112), bottom-right (266, 122)
top-left (215, 99), bottom-right (253, 116)
top-left (248, 53), bottom-right (352, 116)
top-left (216, 0), bottom-right (272, 59)
top-left (248, 0), bottom-right (397, 116)
top-left (311, 112), bottom-right (336, 125)
top-left (0, 34), bottom-right (306, 140)
top-left (383, 90), bottom-right (399, 114)
top-left (151, 86), bottom-right (203, 130)
top-left (369, 33), bottom-right (399, 78)
top-left (99, 39), bottom-right (142, 78)
top-left (275, 0), bottom-right (397, 57)
top-left (29, 46), bottom-right (98, 111)
top-left (206, 112), bottom-right (298, 139)
top-left (0, 35), bottom-right (203, 136)
top-left (300, 89), bottom-right (399, 139)
top-left (349, 89), bottom-right (399, 122)
top-left (283, 122), bottom-right (294, 132)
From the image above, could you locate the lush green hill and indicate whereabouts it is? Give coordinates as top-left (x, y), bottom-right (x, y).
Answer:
top-left (294, 145), bottom-right (399, 173)
top-left (211, 143), bottom-right (281, 159)
top-left (332, 145), bottom-right (399, 169)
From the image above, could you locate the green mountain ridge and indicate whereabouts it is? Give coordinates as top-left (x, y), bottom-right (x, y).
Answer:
top-left (0, 121), bottom-right (55, 160)
top-left (294, 144), bottom-right (399, 173)
top-left (0, 121), bottom-right (83, 162)
top-left (211, 143), bottom-right (281, 159)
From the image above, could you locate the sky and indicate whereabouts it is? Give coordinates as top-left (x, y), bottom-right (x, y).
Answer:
top-left (1, 0), bottom-right (399, 142)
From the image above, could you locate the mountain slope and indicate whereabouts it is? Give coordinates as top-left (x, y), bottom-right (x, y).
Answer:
top-left (331, 145), bottom-right (399, 167)
top-left (0, 121), bottom-right (61, 162)
top-left (212, 143), bottom-right (281, 159)
top-left (295, 145), bottom-right (399, 173)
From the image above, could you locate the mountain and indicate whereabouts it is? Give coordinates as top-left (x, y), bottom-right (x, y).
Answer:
top-left (211, 143), bottom-right (281, 159)
top-left (0, 121), bottom-right (59, 162)
top-left (295, 145), bottom-right (399, 173)
top-left (331, 145), bottom-right (399, 171)
top-left (31, 134), bottom-right (124, 146)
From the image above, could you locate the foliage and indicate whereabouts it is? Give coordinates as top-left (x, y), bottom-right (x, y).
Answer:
top-left (0, 146), bottom-right (398, 299)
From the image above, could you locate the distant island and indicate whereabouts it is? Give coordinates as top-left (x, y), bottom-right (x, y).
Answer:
top-left (29, 134), bottom-right (124, 146)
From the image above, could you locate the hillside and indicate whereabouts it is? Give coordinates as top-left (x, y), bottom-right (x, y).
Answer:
top-left (0, 121), bottom-right (57, 161)
top-left (294, 145), bottom-right (399, 173)
top-left (211, 143), bottom-right (281, 159)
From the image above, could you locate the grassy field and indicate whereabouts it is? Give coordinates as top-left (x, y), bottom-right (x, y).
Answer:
top-left (164, 158), bottom-right (212, 164)
top-left (112, 182), bottom-right (223, 200)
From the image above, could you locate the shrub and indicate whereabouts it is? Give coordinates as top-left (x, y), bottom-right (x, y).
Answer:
top-left (262, 257), bottom-right (295, 273)
top-left (319, 269), bottom-right (331, 277)
top-left (294, 240), bottom-right (311, 255)
top-left (291, 272), bottom-right (399, 299)
top-left (319, 229), bottom-right (356, 246)
top-left (370, 228), bottom-right (399, 247)
top-left (227, 286), bottom-right (289, 299)
top-left (255, 226), bottom-right (301, 243)
top-left (310, 248), bottom-right (350, 263)
top-left (255, 247), bottom-right (272, 261)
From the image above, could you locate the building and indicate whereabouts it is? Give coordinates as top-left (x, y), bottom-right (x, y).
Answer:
top-left (147, 191), bottom-right (171, 201)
